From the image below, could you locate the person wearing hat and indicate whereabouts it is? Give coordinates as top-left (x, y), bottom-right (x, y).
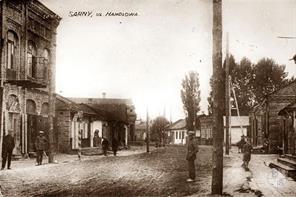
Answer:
top-left (1, 130), bottom-right (15, 170)
top-left (35, 130), bottom-right (48, 165)
top-left (186, 130), bottom-right (199, 182)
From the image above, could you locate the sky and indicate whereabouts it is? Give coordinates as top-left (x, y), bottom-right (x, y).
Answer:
top-left (40, 0), bottom-right (296, 121)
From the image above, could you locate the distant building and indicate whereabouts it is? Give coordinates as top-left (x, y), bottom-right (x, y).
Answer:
top-left (134, 120), bottom-right (146, 141)
top-left (168, 119), bottom-right (187, 145)
top-left (69, 97), bottom-right (137, 149)
top-left (199, 115), bottom-right (250, 145)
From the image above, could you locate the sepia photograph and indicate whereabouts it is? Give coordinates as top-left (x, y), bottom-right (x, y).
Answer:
top-left (0, 0), bottom-right (295, 196)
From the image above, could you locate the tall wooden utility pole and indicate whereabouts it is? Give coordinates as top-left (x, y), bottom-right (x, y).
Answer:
top-left (146, 108), bottom-right (150, 153)
top-left (211, 0), bottom-right (224, 194)
top-left (225, 32), bottom-right (230, 155)
top-left (48, 44), bottom-right (56, 163)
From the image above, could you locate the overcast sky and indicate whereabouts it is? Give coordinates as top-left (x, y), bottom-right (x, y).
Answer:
top-left (40, 0), bottom-right (296, 121)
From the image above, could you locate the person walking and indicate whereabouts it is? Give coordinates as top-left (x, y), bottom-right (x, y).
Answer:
top-left (186, 130), bottom-right (199, 182)
top-left (242, 137), bottom-right (253, 170)
top-left (112, 139), bottom-right (118, 156)
top-left (102, 137), bottom-right (109, 156)
top-left (35, 131), bottom-right (48, 165)
top-left (1, 130), bottom-right (15, 170)
top-left (237, 135), bottom-right (246, 153)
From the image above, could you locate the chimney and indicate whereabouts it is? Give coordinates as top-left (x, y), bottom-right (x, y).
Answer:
top-left (102, 92), bottom-right (106, 98)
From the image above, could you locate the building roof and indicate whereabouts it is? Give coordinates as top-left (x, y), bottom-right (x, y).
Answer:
top-left (135, 121), bottom-right (147, 130)
top-left (169, 119), bottom-right (186, 130)
top-left (69, 97), bottom-right (133, 106)
top-left (199, 116), bottom-right (249, 127)
top-left (68, 97), bottom-right (136, 123)
top-left (278, 100), bottom-right (296, 116)
top-left (223, 116), bottom-right (249, 127)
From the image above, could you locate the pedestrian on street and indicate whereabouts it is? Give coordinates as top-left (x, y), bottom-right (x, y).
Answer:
top-left (237, 135), bottom-right (246, 153)
top-left (186, 130), bottom-right (199, 182)
top-left (102, 137), bottom-right (109, 156)
top-left (1, 130), bottom-right (15, 170)
top-left (35, 131), bottom-right (48, 166)
top-left (242, 137), bottom-right (252, 170)
top-left (112, 139), bottom-right (118, 156)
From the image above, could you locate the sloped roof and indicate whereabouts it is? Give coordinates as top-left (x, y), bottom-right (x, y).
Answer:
top-left (135, 121), bottom-right (146, 130)
top-left (68, 97), bottom-right (136, 123)
top-left (278, 100), bottom-right (296, 116)
top-left (69, 97), bottom-right (133, 106)
top-left (169, 119), bottom-right (186, 130)
top-left (267, 79), bottom-right (296, 97)
top-left (223, 116), bottom-right (249, 127)
top-left (56, 94), bottom-right (80, 111)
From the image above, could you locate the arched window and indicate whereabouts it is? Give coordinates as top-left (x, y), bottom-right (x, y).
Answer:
top-left (42, 49), bottom-right (50, 80)
top-left (26, 99), bottom-right (37, 114)
top-left (27, 41), bottom-right (37, 78)
top-left (7, 31), bottom-right (18, 70)
top-left (41, 102), bottom-right (49, 115)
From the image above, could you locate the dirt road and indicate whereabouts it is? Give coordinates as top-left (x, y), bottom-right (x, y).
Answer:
top-left (0, 145), bottom-right (212, 197)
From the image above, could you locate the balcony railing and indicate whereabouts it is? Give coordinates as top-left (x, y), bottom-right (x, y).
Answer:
top-left (6, 69), bottom-right (17, 81)
top-left (5, 57), bottom-right (49, 88)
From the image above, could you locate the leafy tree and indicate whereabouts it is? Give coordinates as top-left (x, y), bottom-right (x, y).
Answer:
top-left (150, 116), bottom-right (169, 146)
top-left (181, 71), bottom-right (201, 130)
top-left (207, 56), bottom-right (291, 115)
top-left (252, 58), bottom-right (289, 104)
top-left (230, 57), bottom-right (255, 115)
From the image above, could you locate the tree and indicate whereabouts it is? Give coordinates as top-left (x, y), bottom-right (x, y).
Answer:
top-left (150, 116), bottom-right (169, 146)
top-left (252, 58), bottom-right (289, 104)
top-left (229, 56), bottom-right (255, 115)
top-left (181, 71), bottom-right (201, 131)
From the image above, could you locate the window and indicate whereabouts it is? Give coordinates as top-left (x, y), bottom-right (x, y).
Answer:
top-left (175, 131), bottom-right (178, 139)
top-left (7, 31), bottom-right (18, 69)
top-left (182, 131), bottom-right (184, 139)
top-left (179, 131), bottom-right (181, 139)
top-left (42, 49), bottom-right (50, 80)
top-left (27, 41), bottom-right (37, 78)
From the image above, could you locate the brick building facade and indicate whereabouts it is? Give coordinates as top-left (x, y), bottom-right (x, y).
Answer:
top-left (0, 0), bottom-right (60, 157)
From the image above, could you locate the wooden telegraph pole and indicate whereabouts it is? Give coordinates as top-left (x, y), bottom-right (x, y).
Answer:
top-left (211, 0), bottom-right (224, 194)
top-left (225, 32), bottom-right (230, 155)
top-left (146, 108), bottom-right (150, 153)
top-left (48, 44), bottom-right (56, 163)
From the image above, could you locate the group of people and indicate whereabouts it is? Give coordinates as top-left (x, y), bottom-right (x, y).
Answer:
top-left (101, 137), bottom-right (119, 156)
top-left (1, 130), bottom-right (47, 170)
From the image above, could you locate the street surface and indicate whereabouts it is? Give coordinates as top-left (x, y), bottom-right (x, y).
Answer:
top-left (0, 146), bottom-right (212, 196)
top-left (223, 149), bottom-right (296, 197)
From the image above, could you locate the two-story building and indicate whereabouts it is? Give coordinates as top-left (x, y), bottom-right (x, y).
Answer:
top-left (0, 0), bottom-right (61, 157)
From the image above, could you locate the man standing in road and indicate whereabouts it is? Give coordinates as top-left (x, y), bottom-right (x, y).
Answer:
top-left (112, 138), bottom-right (118, 156)
top-left (35, 131), bottom-right (48, 165)
top-left (242, 137), bottom-right (253, 170)
top-left (102, 137), bottom-right (109, 156)
top-left (1, 130), bottom-right (15, 170)
top-left (186, 130), bottom-right (199, 182)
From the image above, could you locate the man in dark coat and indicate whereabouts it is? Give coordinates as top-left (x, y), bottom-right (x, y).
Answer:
top-left (35, 131), bottom-right (48, 165)
top-left (186, 130), bottom-right (199, 182)
top-left (242, 138), bottom-right (253, 170)
top-left (1, 130), bottom-right (15, 170)
top-left (112, 139), bottom-right (118, 156)
top-left (101, 137), bottom-right (109, 156)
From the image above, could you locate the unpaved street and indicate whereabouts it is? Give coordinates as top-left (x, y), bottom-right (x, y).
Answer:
top-left (0, 146), bottom-right (212, 197)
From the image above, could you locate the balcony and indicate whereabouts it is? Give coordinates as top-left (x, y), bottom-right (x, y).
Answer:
top-left (5, 58), bottom-right (49, 88)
